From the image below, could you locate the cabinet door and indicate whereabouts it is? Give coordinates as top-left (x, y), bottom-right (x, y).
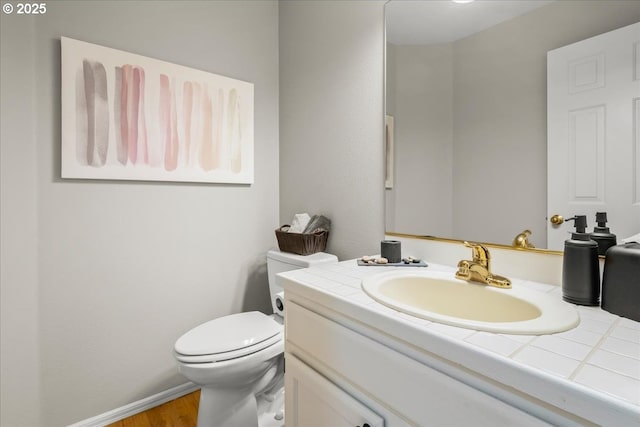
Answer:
top-left (285, 354), bottom-right (384, 427)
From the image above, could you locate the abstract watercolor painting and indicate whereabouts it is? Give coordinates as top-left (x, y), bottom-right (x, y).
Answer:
top-left (61, 37), bottom-right (254, 184)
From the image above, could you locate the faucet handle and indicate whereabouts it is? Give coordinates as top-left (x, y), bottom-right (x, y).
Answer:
top-left (463, 241), bottom-right (490, 264)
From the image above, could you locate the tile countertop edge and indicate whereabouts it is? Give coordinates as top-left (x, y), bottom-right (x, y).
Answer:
top-left (280, 267), bottom-right (640, 426)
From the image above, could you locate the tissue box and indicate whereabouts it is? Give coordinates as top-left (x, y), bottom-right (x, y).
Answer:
top-left (275, 225), bottom-right (329, 256)
top-left (601, 243), bottom-right (640, 322)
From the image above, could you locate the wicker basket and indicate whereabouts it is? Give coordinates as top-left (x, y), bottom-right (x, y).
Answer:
top-left (275, 225), bottom-right (329, 255)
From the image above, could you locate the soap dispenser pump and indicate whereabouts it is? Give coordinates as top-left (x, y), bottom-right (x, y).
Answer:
top-left (562, 215), bottom-right (600, 306)
top-left (590, 212), bottom-right (617, 256)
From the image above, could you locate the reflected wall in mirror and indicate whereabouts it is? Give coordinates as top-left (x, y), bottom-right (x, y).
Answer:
top-left (385, 0), bottom-right (640, 250)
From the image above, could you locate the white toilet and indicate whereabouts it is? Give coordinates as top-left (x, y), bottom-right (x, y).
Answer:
top-left (174, 249), bottom-right (338, 427)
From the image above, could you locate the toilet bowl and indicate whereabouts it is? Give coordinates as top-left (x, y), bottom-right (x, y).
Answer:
top-left (174, 249), bottom-right (338, 427)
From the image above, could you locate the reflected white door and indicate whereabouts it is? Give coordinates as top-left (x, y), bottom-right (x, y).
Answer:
top-left (547, 22), bottom-right (640, 251)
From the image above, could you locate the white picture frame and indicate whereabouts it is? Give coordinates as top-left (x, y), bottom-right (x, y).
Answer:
top-left (385, 114), bottom-right (394, 189)
top-left (61, 37), bottom-right (254, 184)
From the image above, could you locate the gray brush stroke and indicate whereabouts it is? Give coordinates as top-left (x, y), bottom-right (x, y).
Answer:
top-left (82, 59), bottom-right (109, 167)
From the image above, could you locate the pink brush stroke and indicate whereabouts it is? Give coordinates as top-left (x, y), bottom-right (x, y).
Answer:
top-left (160, 74), bottom-right (178, 171)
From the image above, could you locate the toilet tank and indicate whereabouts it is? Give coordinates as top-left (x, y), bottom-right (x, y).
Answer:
top-left (266, 249), bottom-right (338, 313)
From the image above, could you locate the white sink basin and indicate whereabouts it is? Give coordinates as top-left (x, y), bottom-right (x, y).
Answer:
top-left (361, 270), bottom-right (579, 335)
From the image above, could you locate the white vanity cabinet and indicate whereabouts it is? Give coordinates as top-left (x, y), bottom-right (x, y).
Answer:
top-left (284, 298), bottom-right (552, 427)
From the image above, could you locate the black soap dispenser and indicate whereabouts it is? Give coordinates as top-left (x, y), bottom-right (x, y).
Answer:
top-left (590, 212), bottom-right (617, 256)
top-left (562, 215), bottom-right (600, 306)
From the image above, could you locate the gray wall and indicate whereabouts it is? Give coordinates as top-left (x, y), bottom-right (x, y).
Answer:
top-left (386, 43), bottom-right (453, 236)
top-left (1, 13), bottom-right (41, 427)
top-left (0, 1), bottom-right (279, 425)
top-left (385, 42), bottom-right (397, 230)
top-left (279, 0), bottom-right (386, 260)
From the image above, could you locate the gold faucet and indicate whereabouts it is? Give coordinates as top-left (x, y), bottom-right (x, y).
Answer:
top-left (512, 229), bottom-right (535, 249)
top-left (455, 242), bottom-right (512, 289)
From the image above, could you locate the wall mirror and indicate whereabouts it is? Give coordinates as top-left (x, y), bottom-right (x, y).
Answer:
top-left (384, 0), bottom-right (640, 251)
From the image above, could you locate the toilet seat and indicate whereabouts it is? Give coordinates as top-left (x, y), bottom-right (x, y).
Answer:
top-left (175, 311), bottom-right (283, 363)
top-left (175, 333), bottom-right (283, 364)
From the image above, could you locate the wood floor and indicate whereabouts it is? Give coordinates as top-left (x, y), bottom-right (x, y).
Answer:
top-left (106, 390), bottom-right (200, 427)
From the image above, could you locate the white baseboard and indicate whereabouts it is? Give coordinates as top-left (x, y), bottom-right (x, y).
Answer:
top-left (68, 382), bottom-right (200, 427)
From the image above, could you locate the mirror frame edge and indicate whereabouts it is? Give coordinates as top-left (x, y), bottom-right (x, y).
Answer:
top-left (385, 232), bottom-right (565, 256)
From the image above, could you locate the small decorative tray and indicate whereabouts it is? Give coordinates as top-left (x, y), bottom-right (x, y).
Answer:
top-left (357, 260), bottom-right (428, 267)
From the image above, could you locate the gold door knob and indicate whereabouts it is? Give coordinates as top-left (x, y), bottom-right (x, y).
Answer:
top-left (550, 214), bottom-right (564, 226)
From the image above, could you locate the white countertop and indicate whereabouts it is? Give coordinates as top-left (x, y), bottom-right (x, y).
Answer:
top-left (280, 259), bottom-right (640, 425)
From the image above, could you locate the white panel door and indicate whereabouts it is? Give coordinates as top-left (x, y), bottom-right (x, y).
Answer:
top-left (547, 22), bottom-right (640, 250)
top-left (285, 354), bottom-right (384, 427)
